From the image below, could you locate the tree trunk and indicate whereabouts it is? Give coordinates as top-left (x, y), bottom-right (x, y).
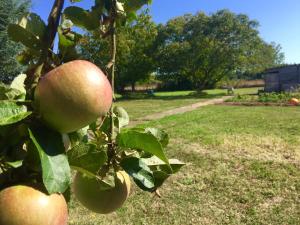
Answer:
top-left (131, 82), bottom-right (135, 92)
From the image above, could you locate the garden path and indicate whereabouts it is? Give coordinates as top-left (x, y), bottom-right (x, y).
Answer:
top-left (129, 96), bottom-right (232, 127)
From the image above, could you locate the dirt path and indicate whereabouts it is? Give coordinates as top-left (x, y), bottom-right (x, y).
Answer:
top-left (129, 96), bottom-right (232, 127)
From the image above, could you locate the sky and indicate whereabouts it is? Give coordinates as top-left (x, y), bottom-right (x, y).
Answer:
top-left (31, 0), bottom-right (300, 64)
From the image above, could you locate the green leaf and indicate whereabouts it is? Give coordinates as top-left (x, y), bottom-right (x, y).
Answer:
top-left (16, 49), bottom-right (39, 65)
top-left (168, 159), bottom-right (185, 173)
top-left (58, 27), bottom-right (81, 62)
top-left (0, 84), bottom-right (12, 100)
top-left (120, 157), bottom-right (155, 191)
top-left (0, 101), bottom-right (31, 126)
top-left (116, 129), bottom-right (169, 165)
top-left (58, 27), bottom-right (82, 47)
top-left (142, 156), bottom-right (185, 173)
top-left (145, 127), bottom-right (169, 147)
top-left (99, 116), bottom-right (110, 134)
top-left (18, 13), bottom-right (46, 39)
top-left (7, 24), bottom-right (43, 50)
top-left (5, 160), bottom-right (23, 168)
top-left (63, 6), bottom-right (101, 31)
top-left (67, 127), bottom-right (89, 148)
top-left (67, 143), bottom-right (107, 176)
top-left (126, 11), bottom-right (138, 23)
top-left (1, 76), bottom-right (28, 100)
top-left (5, 89), bottom-right (25, 101)
top-left (114, 106), bottom-right (129, 129)
top-left (142, 156), bottom-right (185, 188)
top-left (10, 74), bottom-right (26, 99)
top-left (152, 170), bottom-right (169, 188)
top-left (124, 0), bottom-right (152, 12)
top-left (28, 128), bottom-right (71, 194)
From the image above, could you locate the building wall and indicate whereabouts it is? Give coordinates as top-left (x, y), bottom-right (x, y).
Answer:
top-left (265, 73), bottom-right (280, 92)
top-left (264, 65), bottom-right (300, 92)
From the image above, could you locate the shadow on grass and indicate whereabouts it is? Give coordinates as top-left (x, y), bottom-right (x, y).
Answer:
top-left (116, 90), bottom-right (226, 102)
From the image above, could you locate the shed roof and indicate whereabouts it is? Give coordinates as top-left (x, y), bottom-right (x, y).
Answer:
top-left (262, 64), bottom-right (300, 74)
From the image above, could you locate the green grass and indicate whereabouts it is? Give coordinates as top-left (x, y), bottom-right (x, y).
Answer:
top-left (69, 105), bottom-right (300, 225)
top-left (115, 87), bottom-right (260, 120)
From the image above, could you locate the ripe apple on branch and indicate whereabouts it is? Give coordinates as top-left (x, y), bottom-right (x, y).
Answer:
top-left (0, 0), bottom-right (184, 224)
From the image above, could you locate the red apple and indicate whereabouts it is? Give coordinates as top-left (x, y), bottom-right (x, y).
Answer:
top-left (34, 60), bottom-right (112, 133)
top-left (0, 184), bottom-right (68, 225)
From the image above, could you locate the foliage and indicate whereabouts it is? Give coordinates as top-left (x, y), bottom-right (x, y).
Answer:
top-left (0, 0), bottom-right (31, 83)
top-left (154, 10), bottom-right (284, 90)
top-left (80, 10), bottom-right (158, 92)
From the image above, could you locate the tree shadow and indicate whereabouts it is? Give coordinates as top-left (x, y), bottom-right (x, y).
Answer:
top-left (116, 90), bottom-right (227, 102)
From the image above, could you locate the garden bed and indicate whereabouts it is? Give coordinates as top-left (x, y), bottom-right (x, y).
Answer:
top-left (222, 101), bottom-right (299, 107)
top-left (225, 91), bottom-right (300, 106)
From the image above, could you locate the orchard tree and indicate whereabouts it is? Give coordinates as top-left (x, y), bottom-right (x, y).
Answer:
top-left (0, 0), bottom-right (31, 83)
top-left (0, 0), bottom-right (184, 224)
top-left (80, 10), bottom-right (158, 92)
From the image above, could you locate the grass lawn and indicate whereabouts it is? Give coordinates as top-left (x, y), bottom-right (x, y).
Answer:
top-left (115, 87), bottom-right (260, 120)
top-left (69, 105), bottom-right (300, 225)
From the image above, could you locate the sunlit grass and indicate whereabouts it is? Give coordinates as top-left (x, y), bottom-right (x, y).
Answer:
top-left (69, 105), bottom-right (300, 225)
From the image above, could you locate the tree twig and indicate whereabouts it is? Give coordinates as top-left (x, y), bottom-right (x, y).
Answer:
top-left (46, 0), bottom-right (65, 50)
top-left (107, 0), bottom-right (117, 162)
top-left (25, 0), bottom-right (65, 95)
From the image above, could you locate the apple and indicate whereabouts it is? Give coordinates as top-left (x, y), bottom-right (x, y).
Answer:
top-left (289, 98), bottom-right (299, 105)
top-left (0, 184), bottom-right (68, 225)
top-left (73, 171), bottom-right (131, 214)
top-left (34, 60), bottom-right (112, 133)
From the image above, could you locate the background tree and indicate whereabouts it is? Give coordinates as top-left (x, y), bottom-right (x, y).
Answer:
top-left (0, 0), bottom-right (31, 83)
top-left (80, 10), bottom-right (157, 92)
top-left (236, 41), bottom-right (285, 79)
top-left (153, 15), bottom-right (193, 90)
top-left (154, 10), bottom-right (284, 91)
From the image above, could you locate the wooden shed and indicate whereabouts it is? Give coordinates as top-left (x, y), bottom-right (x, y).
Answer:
top-left (264, 64), bottom-right (300, 92)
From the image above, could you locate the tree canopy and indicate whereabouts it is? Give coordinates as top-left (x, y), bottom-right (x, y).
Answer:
top-left (80, 10), bottom-right (157, 92)
top-left (79, 9), bottom-right (284, 91)
top-left (154, 10), bottom-right (284, 90)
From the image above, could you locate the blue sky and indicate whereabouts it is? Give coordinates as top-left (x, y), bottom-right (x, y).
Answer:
top-left (32, 0), bottom-right (300, 64)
